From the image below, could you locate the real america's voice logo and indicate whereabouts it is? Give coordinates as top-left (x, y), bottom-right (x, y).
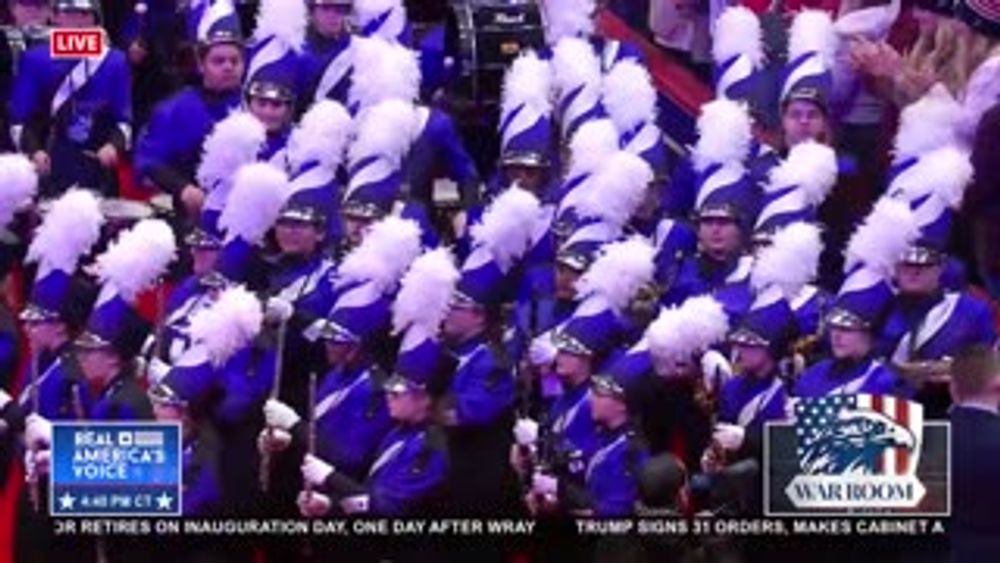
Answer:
top-left (765, 394), bottom-right (950, 516)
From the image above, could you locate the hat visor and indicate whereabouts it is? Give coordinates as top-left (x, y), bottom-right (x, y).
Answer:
top-left (825, 308), bottom-right (869, 332)
top-left (899, 246), bottom-right (945, 266)
top-left (318, 321), bottom-right (360, 344)
top-left (384, 374), bottom-right (423, 395)
top-left (590, 374), bottom-right (625, 400)
top-left (729, 328), bottom-right (770, 348)
top-left (74, 331), bottom-right (113, 351)
top-left (19, 304), bottom-right (61, 324)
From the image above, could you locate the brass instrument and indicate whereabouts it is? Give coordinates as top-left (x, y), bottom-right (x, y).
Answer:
top-left (259, 317), bottom-right (288, 493)
top-left (893, 357), bottom-right (954, 386)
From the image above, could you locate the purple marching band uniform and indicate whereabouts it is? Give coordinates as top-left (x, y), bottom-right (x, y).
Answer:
top-left (9, 2), bottom-right (131, 197)
top-left (794, 199), bottom-right (916, 398)
top-left (134, 2), bottom-right (243, 199)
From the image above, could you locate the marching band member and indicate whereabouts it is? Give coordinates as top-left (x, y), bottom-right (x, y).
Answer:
top-left (539, 0), bottom-right (644, 71)
top-left (10, 0), bottom-right (132, 197)
top-left (301, 0), bottom-right (353, 108)
top-left (529, 373), bottom-right (649, 517)
top-left (795, 199), bottom-right (916, 399)
top-left (243, 0), bottom-right (307, 165)
top-left (134, 2), bottom-right (244, 223)
top-left (440, 187), bottom-right (542, 515)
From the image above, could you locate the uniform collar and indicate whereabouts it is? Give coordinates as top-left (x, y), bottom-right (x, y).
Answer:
top-left (450, 334), bottom-right (486, 358)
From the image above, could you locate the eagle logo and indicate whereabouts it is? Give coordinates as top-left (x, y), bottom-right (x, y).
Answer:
top-left (800, 409), bottom-right (916, 475)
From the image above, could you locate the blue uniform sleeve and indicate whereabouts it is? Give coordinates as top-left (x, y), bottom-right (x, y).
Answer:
top-left (9, 48), bottom-right (44, 151)
top-left (134, 95), bottom-right (181, 180)
top-left (370, 440), bottom-right (448, 516)
top-left (183, 450), bottom-right (223, 516)
top-left (0, 330), bottom-right (17, 389)
top-left (108, 52), bottom-right (133, 147)
top-left (429, 109), bottom-right (480, 196)
top-left (453, 353), bottom-right (516, 427)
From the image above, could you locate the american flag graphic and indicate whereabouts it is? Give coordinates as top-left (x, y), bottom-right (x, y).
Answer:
top-left (795, 394), bottom-right (923, 476)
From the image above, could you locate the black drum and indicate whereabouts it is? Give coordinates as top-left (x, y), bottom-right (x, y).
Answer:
top-left (444, 0), bottom-right (545, 111)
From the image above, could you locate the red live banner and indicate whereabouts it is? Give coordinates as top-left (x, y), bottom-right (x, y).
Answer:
top-left (50, 28), bottom-right (105, 58)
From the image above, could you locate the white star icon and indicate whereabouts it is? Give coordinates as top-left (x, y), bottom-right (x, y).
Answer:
top-left (58, 492), bottom-right (76, 510)
top-left (155, 492), bottom-right (173, 511)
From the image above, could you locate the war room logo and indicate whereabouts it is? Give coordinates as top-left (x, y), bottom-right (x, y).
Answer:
top-left (765, 394), bottom-right (950, 516)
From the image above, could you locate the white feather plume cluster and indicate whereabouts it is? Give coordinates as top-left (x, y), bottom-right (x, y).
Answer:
top-left (338, 215), bottom-right (422, 294)
top-left (501, 50), bottom-right (553, 124)
top-left (348, 36), bottom-right (421, 109)
top-left (0, 153), bottom-right (37, 228)
top-left (552, 37), bottom-right (602, 102)
top-left (348, 99), bottom-right (419, 169)
top-left (834, 0), bottom-right (900, 40)
top-left (219, 163), bottom-right (291, 244)
top-left (197, 112), bottom-right (266, 191)
top-left (392, 247), bottom-right (459, 337)
top-left (471, 187), bottom-right (542, 271)
top-left (26, 189), bottom-right (104, 276)
top-left (288, 100), bottom-right (353, 172)
top-left (602, 59), bottom-right (657, 134)
top-left (567, 118), bottom-right (620, 178)
top-left (541, 0), bottom-right (596, 44)
top-left (647, 295), bottom-right (728, 363)
top-left (574, 151), bottom-right (653, 228)
top-left (888, 145), bottom-right (973, 210)
top-left (893, 84), bottom-right (963, 159)
top-left (751, 222), bottom-right (823, 297)
top-left (691, 98), bottom-right (753, 171)
top-left (958, 55), bottom-right (1000, 143)
top-left (252, 0), bottom-right (307, 52)
top-left (575, 236), bottom-right (656, 312)
top-left (766, 140), bottom-right (838, 205)
top-left (788, 9), bottom-right (837, 66)
top-left (844, 198), bottom-right (918, 276)
top-left (96, 219), bottom-right (176, 303)
top-left (189, 285), bottom-right (263, 366)
top-left (712, 6), bottom-right (764, 68)
top-left (354, 0), bottom-right (408, 41)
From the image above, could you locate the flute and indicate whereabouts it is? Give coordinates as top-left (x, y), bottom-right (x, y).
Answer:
top-left (304, 371), bottom-right (318, 501)
top-left (259, 318), bottom-right (288, 493)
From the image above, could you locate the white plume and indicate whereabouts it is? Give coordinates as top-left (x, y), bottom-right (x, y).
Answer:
top-left (189, 285), bottom-right (263, 366)
top-left (348, 99), bottom-right (419, 169)
top-left (26, 189), bottom-right (104, 276)
top-left (575, 236), bottom-right (656, 313)
top-left (888, 145), bottom-right (973, 210)
top-left (712, 6), bottom-right (764, 68)
top-left (834, 0), bottom-right (900, 41)
top-left (252, 0), bottom-right (307, 52)
top-left (338, 215), bottom-right (422, 294)
top-left (354, 0), bottom-right (408, 40)
top-left (471, 186), bottom-right (542, 272)
top-left (392, 247), bottom-right (459, 337)
top-left (541, 0), bottom-right (596, 44)
top-left (691, 98), bottom-right (753, 171)
top-left (788, 9), bottom-right (836, 66)
top-left (552, 36), bottom-right (602, 101)
top-left (566, 118), bottom-right (621, 178)
top-left (0, 153), bottom-right (37, 228)
top-left (751, 222), bottom-right (823, 296)
top-left (501, 50), bottom-right (553, 124)
top-left (348, 36), bottom-right (421, 108)
top-left (602, 59), bottom-right (657, 133)
top-left (96, 219), bottom-right (177, 303)
top-left (844, 197), bottom-right (918, 276)
top-left (219, 163), bottom-right (291, 244)
top-left (288, 100), bottom-right (353, 172)
top-left (574, 151), bottom-right (653, 228)
top-left (197, 112), bottom-right (267, 191)
top-left (766, 140), bottom-right (838, 206)
top-left (647, 295), bottom-right (728, 363)
top-left (958, 55), bottom-right (1000, 143)
top-left (894, 84), bottom-right (963, 160)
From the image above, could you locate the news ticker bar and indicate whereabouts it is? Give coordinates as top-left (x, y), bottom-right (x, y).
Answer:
top-left (51, 517), bottom-right (949, 538)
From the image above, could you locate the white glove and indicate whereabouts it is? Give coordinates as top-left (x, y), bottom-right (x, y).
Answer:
top-left (513, 418), bottom-right (539, 446)
top-left (785, 397), bottom-right (798, 422)
top-left (528, 334), bottom-right (558, 367)
top-left (146, 358), bottom-right (171, 385)
top-left (713, 423), bottom-right (746, 451)
top-left (24, 448), bottom-right (51, 478)
top-left (264, 399), bottom-right (301, 431)
top-left (257, 428), bottom-right (292, 454)
top-left (25, 414), bottom-right (52, 449)
top-left (701, 349), bottom-right (733, 392)
top-left (297, 490), bottom-right (332, 518)
top-left (301, 453), bottom-right (335, 488)
top-left (0, 389), bottom-right (11, 410)
top-left (532, 473), bottom-right (559, 497)
top-left (265, 297), bottom-right (294, 323)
